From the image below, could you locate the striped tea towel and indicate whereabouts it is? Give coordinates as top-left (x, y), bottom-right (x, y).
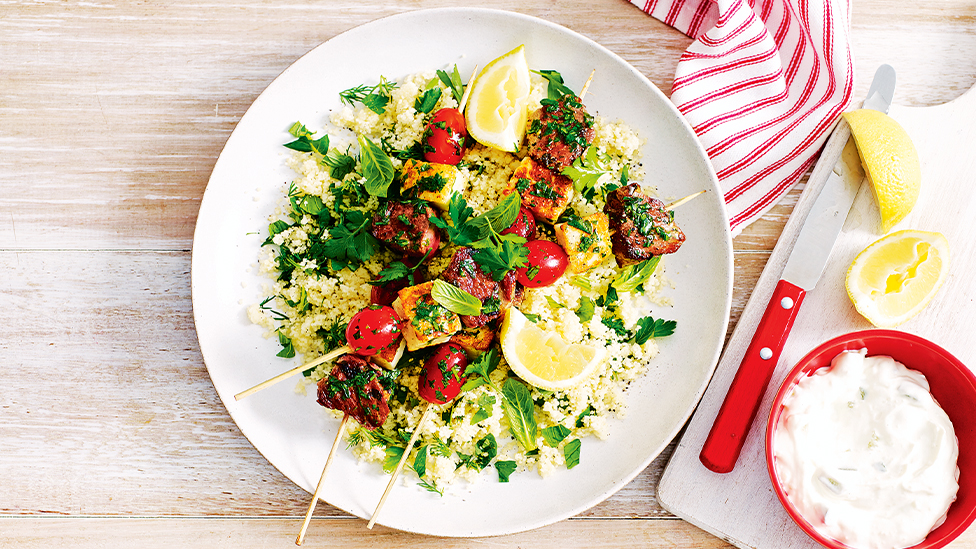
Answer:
top-left (630, 0), bottom-right (854, 235)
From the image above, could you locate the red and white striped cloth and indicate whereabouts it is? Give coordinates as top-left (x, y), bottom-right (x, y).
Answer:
top-left (630, 0), bottom-right (854, 235)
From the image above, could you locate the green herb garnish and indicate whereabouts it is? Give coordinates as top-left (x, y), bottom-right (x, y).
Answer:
top-left (431, 279), bottom-right (482, 316)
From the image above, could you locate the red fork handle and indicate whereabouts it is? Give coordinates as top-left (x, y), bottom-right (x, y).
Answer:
top-left (700, 279), bottom-right (806, 473)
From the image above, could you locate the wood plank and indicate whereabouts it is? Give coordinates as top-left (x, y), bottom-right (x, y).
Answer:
top-left (0, 250), bottom-right (671, 518)
top-left (0, 517), bottom-right (736, 549)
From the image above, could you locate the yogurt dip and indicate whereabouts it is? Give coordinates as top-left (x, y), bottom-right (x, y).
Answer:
top-left (773, 348), bottom-right (959, 549)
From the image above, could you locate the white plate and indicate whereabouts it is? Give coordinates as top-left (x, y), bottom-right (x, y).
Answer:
top-left (191, 7), bottom-right (732, 537)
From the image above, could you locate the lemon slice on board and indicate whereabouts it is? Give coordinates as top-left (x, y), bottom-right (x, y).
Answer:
top-left (846, 229), bottom-right (949, 328)
top-left (464, 45), bottom-right (531, 152)
top-left (500, 307), bottom-right (604, 391)
top-left (843, 109), bottom-right (921, 233)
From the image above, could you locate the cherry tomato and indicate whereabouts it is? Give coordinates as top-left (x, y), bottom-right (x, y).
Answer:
top-left (423, 108), bottom-right (466, 165)
top-left (418, 342), bottom-right (469, 404)
top-left (500, 205), bottom-right (537, 240)
top-left (516, 240), bottom-right (569, 288)
top-left (346, 305), bottom-right (401, 356)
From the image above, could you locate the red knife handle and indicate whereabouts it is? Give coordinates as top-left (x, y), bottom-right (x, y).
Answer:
top-left (700, 279), bottom-right (806, 473)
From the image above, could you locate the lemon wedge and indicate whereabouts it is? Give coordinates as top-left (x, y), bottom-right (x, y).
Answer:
top-left (464, 45), bottom-right (531, 152)
top-left (846, 229), bottom-right (949, 328)
top-left (843, 109), bottom-right (921, 233)
top-left (499, 307), bottom-right (604, 391)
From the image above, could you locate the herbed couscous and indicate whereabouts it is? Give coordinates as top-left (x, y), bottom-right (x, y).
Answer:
top-left (248, 56), bottom-right (680, 495)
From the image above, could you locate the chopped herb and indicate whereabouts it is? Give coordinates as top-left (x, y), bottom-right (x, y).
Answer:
top-left (532, 69), bottom-right (575, 99)
top-left (631, 316), bottom-right (677, 344)
top-left (495, 460), bottom-right (518, 482)
top-left (542, 425), bottom-right (571, 446)
top-left (564, 439), bottom-right (581, 469)
top-left (414, 86), bottom-right (442, 113)
top-left (612, 257), bottom-right (661, 293)
top-left (431, 279), bottom-right (482, 316)
top-left (471, 393), bottom-right (496, 424)
top-left (436, 65), bottom-right (465, 104)
top-left (576, 296), bottom-right (595, 322)
top-left (275, 330), bottom-right (295, 358)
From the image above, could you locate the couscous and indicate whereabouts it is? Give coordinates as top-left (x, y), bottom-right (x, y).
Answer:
top-left (248, 54), bottom-right (679, 495)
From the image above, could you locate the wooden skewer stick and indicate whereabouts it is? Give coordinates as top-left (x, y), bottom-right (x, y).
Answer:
top-left (579, 69), bottom-right (596, 100)
top-left (366, 403), bottom-right (435, 530)
top-left (296, 413), bottom-right (350, 545)
top-left (667, 189), bottom-right (707, 211)
top-left (457, 64), bottom-right (479, 113)
top-left (234, 345), bottom-right (349, 401)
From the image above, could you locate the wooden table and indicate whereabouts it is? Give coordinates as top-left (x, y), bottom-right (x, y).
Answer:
top-left (2, 1), bottom-right (974, 547)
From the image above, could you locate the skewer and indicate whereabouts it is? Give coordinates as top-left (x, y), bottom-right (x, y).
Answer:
top-left (367, 403), bottom-right (435, 530)
top-left (667, 189), bottom-right (707, 210)
top-left (234, 345), bottom-right (348, 401)
top-left (296, 413), bottom-right (350, 545)
top-left (457, 64), bottom-right (479, 112)
top-left (579, 69), bottom-right (596, 100)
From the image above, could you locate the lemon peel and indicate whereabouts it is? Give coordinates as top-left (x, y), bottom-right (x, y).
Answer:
top-left (499, 307), bottom-right (604, 391)
top-left (846, 229), bottom-right (949, 328)
top-left (464, 45), bottom-right (531, 152)
top-left (843, 109), bottom-right (921, 233)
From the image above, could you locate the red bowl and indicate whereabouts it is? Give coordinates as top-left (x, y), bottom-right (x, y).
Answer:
top-left (766, 330), bottom-right (976, 549)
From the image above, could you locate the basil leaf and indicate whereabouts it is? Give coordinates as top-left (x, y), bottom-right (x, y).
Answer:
top-left (495, 460), bottom-right (517, 483)
top-left (564, 439), bottom-right (581, 469)
top-left (502, 378), bottom-right (538, 452)
top-left (542, 425), bottom-right (571, 446)
top-left (468, 191), bottom-right (521, 240)
top-left (323, 148), bottom-right (356, 180)
top-left (612, 257), bottom-right (661, 293)
top-left (357, 135), bottom-right (394, 197)
top-left (431, 279), bottom-right (482, 316)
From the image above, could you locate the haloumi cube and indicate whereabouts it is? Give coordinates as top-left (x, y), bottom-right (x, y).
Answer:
top-left (399, 159), bottom-right (461, 210)
top-left (506, 157), bottom-right (574, 224)
top-left (392, 280), bottom-right (461, 351)
top-left (554, 212), bottom-right (612, 273)
top-left (450, 326), bottom-right (495, 358)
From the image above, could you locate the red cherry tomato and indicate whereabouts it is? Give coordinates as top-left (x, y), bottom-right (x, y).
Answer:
top-left (500, 205), bottom-right (537, 240)
top-left (346, 305), bottom-right (401, 356)
top-left (517, 240), bottom-right (569, 288)
top-left (423, 108), bottom-right (466, 165)
top-left (418, 342), bottom-right (469, 404)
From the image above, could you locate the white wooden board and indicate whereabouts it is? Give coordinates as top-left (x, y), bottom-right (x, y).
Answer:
top-left (658, 83), bottom-right (976, 548)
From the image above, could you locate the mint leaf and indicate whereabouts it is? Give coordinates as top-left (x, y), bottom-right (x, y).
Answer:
top-left (502, 378), bottom-right (538, 452)
top-left (542, 425), bottom-right (571, 446)
top-left (495, 460), bottom-right (517, 482)
top-left (564, 439), bottom-right (581, 469)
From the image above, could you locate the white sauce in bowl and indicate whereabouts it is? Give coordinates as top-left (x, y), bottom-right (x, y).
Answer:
top-left (773, 349), bottom-right (959, 549)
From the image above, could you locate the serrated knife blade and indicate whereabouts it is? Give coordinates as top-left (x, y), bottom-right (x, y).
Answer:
top-left (699, 64), bottom-right (897, 474)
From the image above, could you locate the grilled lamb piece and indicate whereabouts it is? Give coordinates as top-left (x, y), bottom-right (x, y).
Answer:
top-left (440, 247), bottom-right (512, 328)
top-left (604, 183), bottom-right (685, 266)
top-left (525, 93), bottom-right (595, 172)
top-left (370, 200), bottom-right (441, 258)
top-left (316, 354), bottom-right (390, 430)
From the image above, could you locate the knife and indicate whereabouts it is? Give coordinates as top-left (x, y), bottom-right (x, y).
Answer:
top-left (699, 64), bottom-right (897, 474)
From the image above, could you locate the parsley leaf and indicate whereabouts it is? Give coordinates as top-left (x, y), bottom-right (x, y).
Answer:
top-left (495, 460), bottom-right (517, 482)
top-left (532, 69), bottom-right (575, 100)
top-left (413, 445), bottom-right (429, 478)
top-left (575, 296), bottom-right (595, 322)
top-left (631, 316), bottom-right (677, 344)
top-left (562, 146), bottom-right (609, 196)
top-left (471, 393), bottom-right (496, 424)
top-left (357, 135), bottom-right (394, 197)
top-left (414, 86), bottom-right (442, 114)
